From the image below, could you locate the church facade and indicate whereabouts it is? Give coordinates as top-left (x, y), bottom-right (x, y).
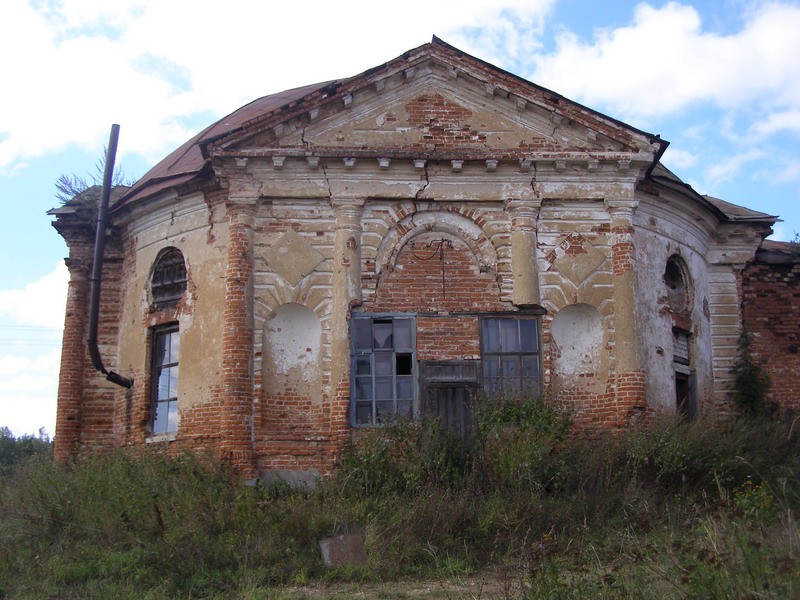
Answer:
top-left (51, 38), bottom-right (778, 481)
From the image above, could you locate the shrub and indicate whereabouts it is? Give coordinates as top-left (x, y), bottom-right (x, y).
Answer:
top-left (731, 331), bottom-right (772, 417)
top-left (474, 392), bottom-right (571, 493)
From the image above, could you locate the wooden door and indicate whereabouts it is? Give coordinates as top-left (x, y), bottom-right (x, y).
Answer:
top-left (420, 360), bottom-right (480, 439)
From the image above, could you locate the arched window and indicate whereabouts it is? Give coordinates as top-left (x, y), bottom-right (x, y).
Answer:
top-left (151, 248), bottom-right (187, 309)
top-left (664, 255), bottom-right (690, 314)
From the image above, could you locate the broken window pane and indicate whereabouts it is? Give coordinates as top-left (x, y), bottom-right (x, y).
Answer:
top-left (349, 315), bottom-right (417, 426)
top-left (396, 353), bottom-right (412, 375)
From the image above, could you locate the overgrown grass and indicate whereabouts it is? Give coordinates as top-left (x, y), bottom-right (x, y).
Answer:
top-left (2, 399), bottom-right (799, 599)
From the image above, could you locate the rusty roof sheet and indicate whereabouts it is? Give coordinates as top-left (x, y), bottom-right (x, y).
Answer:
top-left (702, 195), bottom-right (778, 222)
top-left (650, 163), bottom-right (776, 224)
top-left (117, 81), bottom-right (337, 209)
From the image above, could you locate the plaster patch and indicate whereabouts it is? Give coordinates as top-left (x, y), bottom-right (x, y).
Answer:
top-left (264, 303), bottom-right (321, 376)
top-left (551, 303), bottom-right (604, 378)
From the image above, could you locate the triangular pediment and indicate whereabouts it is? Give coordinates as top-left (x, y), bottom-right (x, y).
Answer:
top-left (272, 78), bottom-right (620, 155)
top-left (209, 39), bottom-right (662, 163)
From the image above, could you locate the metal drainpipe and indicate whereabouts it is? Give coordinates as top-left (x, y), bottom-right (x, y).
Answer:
top-left (87, 123), bottom-right (133, 388)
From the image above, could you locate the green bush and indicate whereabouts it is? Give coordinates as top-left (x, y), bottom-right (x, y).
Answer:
top-left (474, 392), bottom-right (571, 493)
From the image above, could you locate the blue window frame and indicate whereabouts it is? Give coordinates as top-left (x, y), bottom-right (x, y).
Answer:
top-left (350, 315), bottom-right (416, 425)
top-left (481, 317), bottom-right (540, 393)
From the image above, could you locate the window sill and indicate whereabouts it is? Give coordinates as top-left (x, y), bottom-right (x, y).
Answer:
top-left (146, 432), bottom-right (177, 444)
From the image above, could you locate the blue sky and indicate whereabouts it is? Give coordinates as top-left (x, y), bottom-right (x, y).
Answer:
top-left (1, 0), bottom-right (798, 436)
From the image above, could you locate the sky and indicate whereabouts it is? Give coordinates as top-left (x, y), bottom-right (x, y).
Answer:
top-left (1, 0), bottom-right (798, 437)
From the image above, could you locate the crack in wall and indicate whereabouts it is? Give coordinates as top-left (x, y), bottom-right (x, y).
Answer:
top-left (415, 161), bottom-right (431, 199)
top-left (301, 125), bottom-right (310, 151)
top-left (320, 160), bottom-right (332, 200)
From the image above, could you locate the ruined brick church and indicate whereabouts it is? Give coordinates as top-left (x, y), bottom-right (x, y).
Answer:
top-left (51, 38), bottom-right (791, 482)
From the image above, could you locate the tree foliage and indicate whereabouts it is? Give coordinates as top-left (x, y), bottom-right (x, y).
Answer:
top-left (0, 426), bottom-right (52, 476)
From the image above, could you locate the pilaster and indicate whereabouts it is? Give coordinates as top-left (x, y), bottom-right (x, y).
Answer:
top-left (219, 196), bottom-right (258, 480)
top-left (54, 246), bottom-right (92, 461)
top-left (329, 198), bottom-right (364, 438)
top-left (606, 198), bottom-right (647, 420)
top-left (506, 199), bottom-right (542, 307)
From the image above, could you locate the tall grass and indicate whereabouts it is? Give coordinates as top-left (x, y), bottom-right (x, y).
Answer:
top-left (1, 398), bottom-right (799, 599)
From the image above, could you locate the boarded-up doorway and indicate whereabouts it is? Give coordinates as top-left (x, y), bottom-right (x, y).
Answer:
top-left (420, 360), bottom-right (480, 439)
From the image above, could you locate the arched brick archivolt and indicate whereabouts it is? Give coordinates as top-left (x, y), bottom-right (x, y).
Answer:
top-left (374, 210), bottom-right (497, 278)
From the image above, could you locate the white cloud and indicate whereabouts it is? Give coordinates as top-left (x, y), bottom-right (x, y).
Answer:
top-left (0, 264), bottom-right (67, 436)
top-left (0, 0), bottom-right (554, 169)
top-left (0, 348), bottom-right (60, 438)
top-left (749, 109), bottom-right (800, 138)
top-left (769, 223), bottom-right (791, 242)
top-left (661, 148), bottom-right (697, 170)
top-left (531, 2), bottom-right (800, 122)
top-left (0, 262), bottom-right (68, 329)
top-left (704, 148), bottom-right (765, 187)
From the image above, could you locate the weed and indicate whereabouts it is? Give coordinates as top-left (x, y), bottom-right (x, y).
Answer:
top-left (2, 408), bottom-right (799, 598)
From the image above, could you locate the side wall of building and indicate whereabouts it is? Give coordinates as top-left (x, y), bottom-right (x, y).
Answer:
top-left (741, 255), bottom-right (800, 413)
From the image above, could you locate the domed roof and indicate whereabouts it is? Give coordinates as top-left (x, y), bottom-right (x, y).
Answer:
top-left (117, 80), bottom-right (336, 209)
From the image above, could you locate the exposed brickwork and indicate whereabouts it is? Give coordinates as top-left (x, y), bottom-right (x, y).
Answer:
top-left (372, 232), bottom-right (504, 313)
top-left (51, 40), bottom-right (775, 479)
top-left (611, 242), bottom-right (635, 276)
top-left (53, 230), bottom-right (93, 461)
top-left (405, 94), bottom-right (485, 147)
top-left (742, 259), bottom-right (800, 413)
top-left (556, 371), bottom-right (648, 431)
top-left (219, 202), bottom-right (258, 479)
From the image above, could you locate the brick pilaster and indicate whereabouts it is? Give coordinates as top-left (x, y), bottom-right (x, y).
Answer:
top-left (53, 241), bottom-right (92, 461)
top-left (219, 199), bottom-right (258, 479)
top-left (606, 199), bottom-right (647, 418)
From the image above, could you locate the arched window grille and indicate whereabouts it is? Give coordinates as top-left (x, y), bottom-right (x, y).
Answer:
top-left (151, 248), bottom-right (187, 309)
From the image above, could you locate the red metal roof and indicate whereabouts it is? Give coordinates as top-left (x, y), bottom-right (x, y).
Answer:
top-left (117, 81), bottom-right (336, 209)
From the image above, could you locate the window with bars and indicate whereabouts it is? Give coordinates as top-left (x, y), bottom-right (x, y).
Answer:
top-left (480, 317), bottom-right (541, 393)
top-left (151, 248), bottom-right (187, 309)
top-left (151, 325), bottom-right (179, 435)
top-left (350, 315), bottom-right (416, 425)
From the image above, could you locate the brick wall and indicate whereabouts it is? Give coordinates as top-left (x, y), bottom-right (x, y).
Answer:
top-left (364, 230), bottom-right (508, 361)
top-left (741, 253), bottom-right (800, 413)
